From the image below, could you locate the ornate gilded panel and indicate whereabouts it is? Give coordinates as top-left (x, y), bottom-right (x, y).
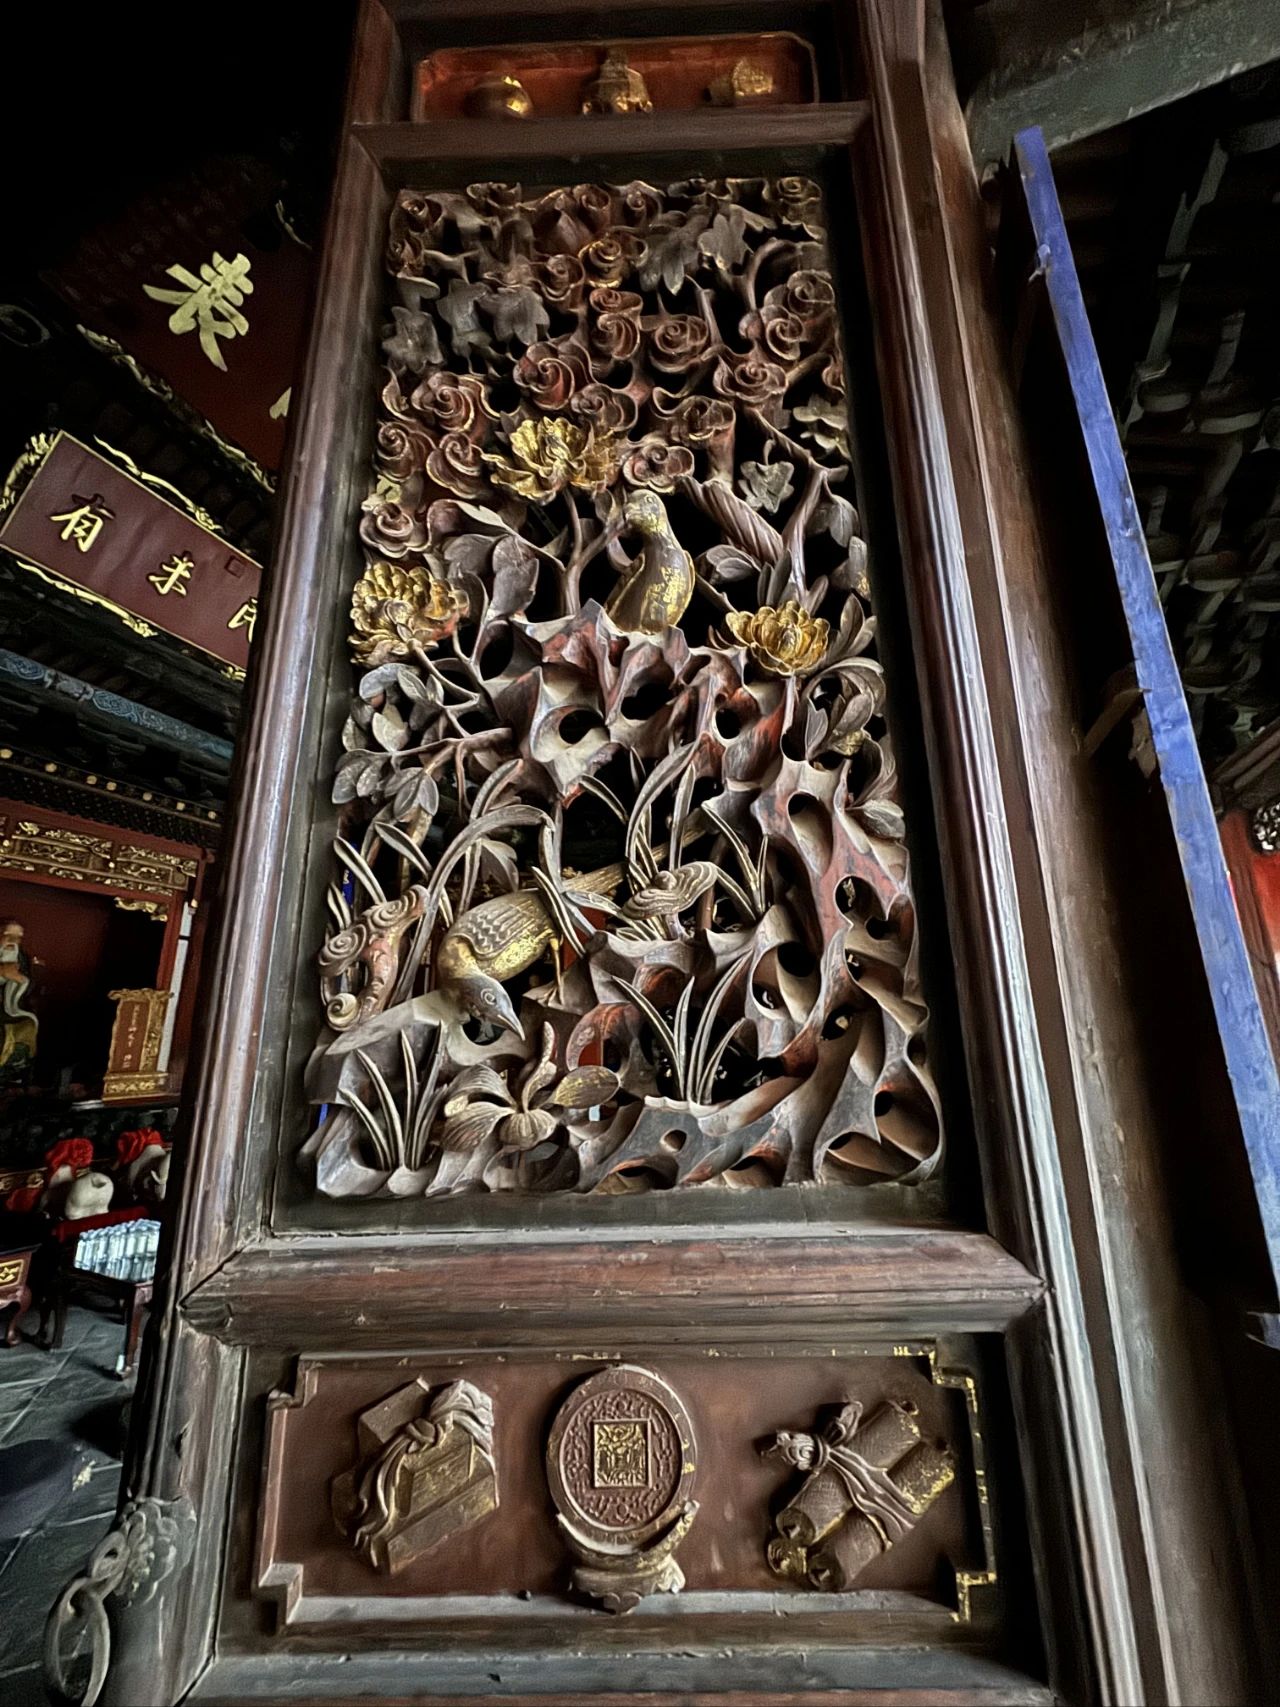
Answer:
top-left (306, 174), bottom-right (942, 1198)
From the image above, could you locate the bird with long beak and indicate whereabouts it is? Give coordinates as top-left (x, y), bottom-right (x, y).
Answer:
top-left (433, 861), bottom-right (631, 1041)
top-left (603, 489), bottom-right (695, 638)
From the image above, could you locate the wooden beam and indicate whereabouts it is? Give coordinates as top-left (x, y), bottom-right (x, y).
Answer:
top-left (181, 1228), bottom-right (1044, 1345)
top-left (356, 104), bottom-right (869, 186)
top-left (962, 0), bottom-right (1280, 171)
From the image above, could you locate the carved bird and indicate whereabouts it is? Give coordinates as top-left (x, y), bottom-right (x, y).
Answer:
top-left (434, 862), bottom-right (627, 1039)
top-left (434, 847), bottom-right (718, 1038)
top-left (604, 490), bottom-right (695, 638)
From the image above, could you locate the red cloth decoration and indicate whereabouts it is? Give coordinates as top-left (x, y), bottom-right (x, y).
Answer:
top-left (4, 1185), bottom-right (41, 1214)
top-left (45, 1137), bottom-right (95, 1177)
top-left (48, 1206), bottom-right (147, 1243)
top-left (115, 1127), bottom-right (165, 1167)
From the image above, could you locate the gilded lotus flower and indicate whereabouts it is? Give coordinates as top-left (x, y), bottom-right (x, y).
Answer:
top-left (726, 602), bottom-right (829, 676)
top-left (484, 418), bottom-right (619, 503)
top-left (350, 562), bottom-right (467, 664)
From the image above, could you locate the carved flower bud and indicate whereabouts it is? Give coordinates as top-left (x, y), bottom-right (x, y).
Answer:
top-left (569, 382), bottom-right (639, 436)
top-left (466, 180), bottom-right (522, 216)
top-left (588, 287), bottom-right (645, 363)
top-left (410, 372), bottom-right (495, 441)
top-left (620, 437), bottom-right (695, 492)
top-left (713, 352), bottom-right (788, 408)
top-left (760, 307), bottom-right (807, 364)
top-left (763, 176), bottom-right (824, 231)
top-left (569, 182), bottom-right (615, 229)
top-left (726, 602), bottom-right (830, 676)
top-left (617, 180), bottom-right (662, 228)
top-left (579, 230), bottom-right (647, 288)
top-left (781, 269), bottom-right (836, 322)
top-left (513, 341), bottom-right (590, 410)
top-left (386, 231), bottom-right (426, 278)
top-left (373, 421), bottom-right (430, 482)
top-left (666, 395), bottom-right (736, 447)
top-left (396, 191), bottom-right (446, 232)
top-left (539, 253), bottom-right (587, 307)
top-left (649, 313), bottom-right (712, 373)
top-left (358, 500), bottom-right (428, 559)
top-left (425, 432), bottom-right (490, 499)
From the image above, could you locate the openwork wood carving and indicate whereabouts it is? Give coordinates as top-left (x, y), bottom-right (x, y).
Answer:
top-left (331, 1378), bottom-right (498, 1574)
top-left (545, 1363), bottom-right (698, 1613)
top-left (305, 174), bottom-right (943, 1197)
top-left (761, 1398), bottom-right (954, 1590)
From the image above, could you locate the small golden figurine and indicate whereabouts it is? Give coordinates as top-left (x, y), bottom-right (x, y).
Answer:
top-left (708, 59), bottom-right (776, 107)
top-left (605, 490), bottom-right (695, 638)
top-left (463, 73), bottom-right (534, 120)
top-left (581, 46), bottom-right (653, 115)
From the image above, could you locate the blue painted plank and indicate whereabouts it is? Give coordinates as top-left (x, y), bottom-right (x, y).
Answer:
top-left (1013, 124), bottom-right (1280, 1296)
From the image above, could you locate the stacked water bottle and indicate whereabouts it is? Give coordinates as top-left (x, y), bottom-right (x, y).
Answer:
top-left (76, 1219), bottom-right (161, 1283)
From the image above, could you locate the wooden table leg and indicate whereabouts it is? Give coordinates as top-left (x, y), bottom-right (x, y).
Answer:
top-left (4, 1285), bottom-right (32, 1346)
top-left (120, 1284), bottom-right (151, 1379)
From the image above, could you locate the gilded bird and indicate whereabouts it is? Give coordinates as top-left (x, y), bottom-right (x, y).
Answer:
top-left (434, 863), bottom-right (627, 1039)
top-left (434, 849), bottom-right (718, 1038)
top-left (604, 490), bottom-right (695, 638)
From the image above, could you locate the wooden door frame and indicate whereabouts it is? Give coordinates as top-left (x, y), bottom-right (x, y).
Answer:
top-left (70, 4), bottom-right (1262, 1704)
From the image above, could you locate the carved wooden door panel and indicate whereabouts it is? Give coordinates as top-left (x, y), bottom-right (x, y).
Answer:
top-left (47, 5), bottom-right (1265, 1706)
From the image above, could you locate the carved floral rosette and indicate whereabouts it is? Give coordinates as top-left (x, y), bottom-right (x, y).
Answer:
top-left (305, 173), bottom-right (944, 1198)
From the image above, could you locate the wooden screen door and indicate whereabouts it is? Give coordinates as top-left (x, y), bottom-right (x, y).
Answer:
top-left (45, 3), bottom-right (1270, 1704)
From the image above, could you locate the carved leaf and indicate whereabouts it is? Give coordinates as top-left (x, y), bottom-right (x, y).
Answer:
top-left (371, 706), bottom-right (409, 752)
top-left (498, 1108), bottom-right (558, 1150)
top-left (739, 459), bottom-right (795, 513)
top-left (444, 1065), bottom-right (511, 1110)
top-left (550, 1066), bottom-right (622, 1108)
top-left (438, 1102), bottom-right (508, 1152)
top-left (854, 798), bottom-right (905, 839)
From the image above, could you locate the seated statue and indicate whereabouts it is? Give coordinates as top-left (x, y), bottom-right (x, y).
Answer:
top-left (0, 920), bottom-right (38, 1087)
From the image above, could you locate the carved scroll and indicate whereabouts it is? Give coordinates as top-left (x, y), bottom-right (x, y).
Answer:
top-left (761, 1398), bottom-right (954, 1591)
top-left (306, 174), bottom-right (943, 1198)
top-left (331, 1379), bottom-right (498, 1574)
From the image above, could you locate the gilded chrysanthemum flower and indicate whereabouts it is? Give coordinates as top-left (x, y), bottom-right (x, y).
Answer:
top-left (349, 562), bottom-right (467, 664)
top-left (726, 602), bottom-right (829, 676)
top-left (484, 418), bottom-right (619, 503)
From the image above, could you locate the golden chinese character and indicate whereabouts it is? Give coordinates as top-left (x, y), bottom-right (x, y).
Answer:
top-left (49, 492), bottom-right (113, 553)
top-left (269, 387), bottom-right (291, 420)
top-left (228, 598), bottom-right (257, 641)
top-left (148, 552), bottom-right (194, 597)
top-left (143, 251), bottom-right (253, 372)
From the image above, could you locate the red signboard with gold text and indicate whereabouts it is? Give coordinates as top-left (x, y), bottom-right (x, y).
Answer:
top-left (0, 433), bottom-right (260, 670)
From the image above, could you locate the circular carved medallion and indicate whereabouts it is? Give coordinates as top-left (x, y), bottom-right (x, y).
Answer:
top-left (546, 1364), bottom-right (697, 1545)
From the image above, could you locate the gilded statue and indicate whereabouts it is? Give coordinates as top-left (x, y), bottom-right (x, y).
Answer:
top-left (604, 490), bottom-right (695, 638)
top-left (581, 47), bottom-right (653, 115)
top-left (0, 920), bottom-right (39, 1085)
